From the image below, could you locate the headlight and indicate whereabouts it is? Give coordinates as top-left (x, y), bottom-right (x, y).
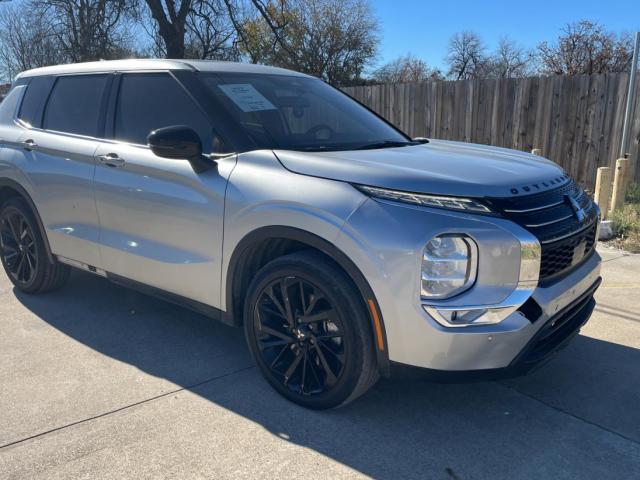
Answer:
top-left (421, 235), bottom-right (477, 299)
top-left (355, 185), bottom-right (492, 214)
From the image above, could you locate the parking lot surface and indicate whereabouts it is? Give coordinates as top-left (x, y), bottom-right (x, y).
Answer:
top-left (1, 246), bottom-right (639, 479)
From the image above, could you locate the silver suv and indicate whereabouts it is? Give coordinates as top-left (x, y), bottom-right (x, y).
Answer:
top-left (0, 60), bottom-right (601, 409)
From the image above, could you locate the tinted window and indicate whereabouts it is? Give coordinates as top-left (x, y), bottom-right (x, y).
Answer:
top-left (114, 73), bottom-right (212, 147)
top-left (199, 73), bottom-right (410, 152)
top-left (0, 86), bottom-right (26, 125)
top-left (43, 75), bottom-right (108, 136)
top-left (17, 76), bottom-right (55, 128)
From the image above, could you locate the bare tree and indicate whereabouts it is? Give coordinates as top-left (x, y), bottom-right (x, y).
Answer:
top-left (485, 37), bottom-right (536, 78)
top-left (143, 0), bottom-right (192, 58)
top-left (185, 0), bottom-right (240, 60)
top-left (140, 0), bottom-right (288, 60)
top-left (538, 20), bottom-right (633, 75)
top-left (36, 0), bottom-right (136, 62)
top-left (0, 1), bottom-right (66, 81)
top-left (371, 54), bottom-right (443, 83)
top-left (445, 31), bottom-right (486, 80)
top-left (241, 0), bottom-right (379, 85)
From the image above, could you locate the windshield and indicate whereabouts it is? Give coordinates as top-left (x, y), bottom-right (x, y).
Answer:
top-left (199, 72), bottom-right (412, 152)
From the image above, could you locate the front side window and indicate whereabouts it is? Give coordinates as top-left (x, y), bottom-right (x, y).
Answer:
top-left (114, 73), bottom-right (213, 148)
top-left (199, 72), bottom-right (410, 152)
top-left (43, 75), bottom-right (108, 137)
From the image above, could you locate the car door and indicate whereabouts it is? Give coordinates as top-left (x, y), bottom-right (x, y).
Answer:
top-left (6, 75), bottom-right (108, 268)
top-left (93, 71), bottom-right (233, 308)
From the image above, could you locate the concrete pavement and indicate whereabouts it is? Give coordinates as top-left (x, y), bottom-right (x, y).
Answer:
top-left (1, 246), bottom-right (639, 479)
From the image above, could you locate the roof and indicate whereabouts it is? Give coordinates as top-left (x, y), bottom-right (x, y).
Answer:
top-left (16, 59), bottom-right (310, 79)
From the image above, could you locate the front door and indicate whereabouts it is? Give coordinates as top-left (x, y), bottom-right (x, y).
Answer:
top-left (93, 72), bottom-right (233, 307)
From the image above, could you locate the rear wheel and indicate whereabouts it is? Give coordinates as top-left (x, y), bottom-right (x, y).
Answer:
top-left (244, 251), bottom-right (378, 409)
top-left (0, 198), bottom-right (69, 293)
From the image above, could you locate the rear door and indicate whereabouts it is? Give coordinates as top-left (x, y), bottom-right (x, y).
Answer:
top-left (7, 74), bottom-right (109, 268)
top-left (93, 71), bottom-right (232, 307)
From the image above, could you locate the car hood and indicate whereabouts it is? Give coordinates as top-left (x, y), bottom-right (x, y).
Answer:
top-left (273, 139), bottom-right (568, 198)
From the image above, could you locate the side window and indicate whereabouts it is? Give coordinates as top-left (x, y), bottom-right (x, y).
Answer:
top-left (43, 75), bottom-right (108, 137)
top-left (0, 86), bottom-right (27, 125)
top-left (17, 76), bottom-right (55, 128)
top-left (114, 73), bottom-right (212, 148)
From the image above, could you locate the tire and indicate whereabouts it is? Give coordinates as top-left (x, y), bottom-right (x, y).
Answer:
top-left (0, 197), bottom-right (70, 293)
top-left (244, 251), bottom-right (378, 409)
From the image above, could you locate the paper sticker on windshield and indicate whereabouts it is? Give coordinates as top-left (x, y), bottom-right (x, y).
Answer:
top-left (218, 84), bottom-right (276, 112)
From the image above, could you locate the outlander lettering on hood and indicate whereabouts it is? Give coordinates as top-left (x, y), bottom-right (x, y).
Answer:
top-left (509, 173), bottom-right (571, 195)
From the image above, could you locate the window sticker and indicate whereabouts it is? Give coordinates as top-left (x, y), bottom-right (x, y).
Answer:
top-left (218, 84), bottom-right (277, 112)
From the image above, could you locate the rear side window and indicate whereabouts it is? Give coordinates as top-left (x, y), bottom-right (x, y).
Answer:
top-left (43, 75), bottom-right (108, 137)
top-left (0, 86), bottom-right (26, 125)
top-left (17, 76), bottom-right (54, 128)
top-left (114, 73), bottom-right (211, 147)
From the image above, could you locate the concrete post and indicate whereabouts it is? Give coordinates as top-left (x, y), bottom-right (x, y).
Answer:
top-left (594, 167), bottom-right (613, 220)
top-left (610, 158), bottom-right (630, 213)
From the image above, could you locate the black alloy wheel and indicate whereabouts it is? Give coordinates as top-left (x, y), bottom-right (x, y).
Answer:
top-left (1, 208), bottom-right (38, 286)
top-left (254, 276), bottom-right (346, 396)
top-left (244, 251), bottom-right (378, 409)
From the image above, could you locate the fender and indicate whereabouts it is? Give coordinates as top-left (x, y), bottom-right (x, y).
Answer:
top-left (224, 225), bottom-right (390, 375)
top-left (0, 177), bottom-right (55, 264)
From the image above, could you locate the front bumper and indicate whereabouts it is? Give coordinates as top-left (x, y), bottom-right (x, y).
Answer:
top-left (336, 197), bottom-right (602, 373)
top-left (391, 275), bottom-right (600, 381)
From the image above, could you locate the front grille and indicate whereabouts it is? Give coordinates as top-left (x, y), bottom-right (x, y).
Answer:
top-left (540, 222), bottom-right (597, 278)
top-left (488, 180), bottom-right (599, 280)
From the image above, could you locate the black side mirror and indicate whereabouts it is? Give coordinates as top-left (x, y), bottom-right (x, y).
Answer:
top-left (148, 125), bottom-right (203, 160)
top-left (147, 125), bottom-right (214, 173)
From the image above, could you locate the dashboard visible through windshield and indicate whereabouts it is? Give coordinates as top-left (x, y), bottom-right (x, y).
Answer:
top-left (199, 72), bottom-right (414, 152)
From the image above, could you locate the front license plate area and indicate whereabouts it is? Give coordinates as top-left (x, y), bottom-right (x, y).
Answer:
top-left (572, 240), bottom-right (587, 265)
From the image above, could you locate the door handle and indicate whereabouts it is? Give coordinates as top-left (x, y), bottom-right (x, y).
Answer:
top-left (21, 139), bottom-right (37, 151)
top-left (98, 153), bottom-right (125, 168)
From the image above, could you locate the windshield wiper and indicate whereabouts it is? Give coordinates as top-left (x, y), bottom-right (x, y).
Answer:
top-left (355, 140), bottom-right (418, 150)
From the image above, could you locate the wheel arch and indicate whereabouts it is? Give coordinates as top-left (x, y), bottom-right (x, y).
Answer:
top-left (0, 178), bottom-right (55, 263)
top-left (224, 225), bottom-right (390, 375)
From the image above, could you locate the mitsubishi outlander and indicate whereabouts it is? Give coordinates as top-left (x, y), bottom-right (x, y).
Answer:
top-left (0, 60), bottom-right (601, 409)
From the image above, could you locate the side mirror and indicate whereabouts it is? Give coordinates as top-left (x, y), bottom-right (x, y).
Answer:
top-left (147, 125), bottom-right (215, 173)
top-left (147, 125), bottom-right (203, 160)
top-left (412, 137), bottom-right (429, 144)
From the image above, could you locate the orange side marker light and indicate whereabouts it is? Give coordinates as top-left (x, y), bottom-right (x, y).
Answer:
top-left (367, 299), bottom-right (385, 351)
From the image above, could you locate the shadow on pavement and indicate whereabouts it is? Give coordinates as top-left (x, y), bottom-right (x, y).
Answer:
top-left (13, 270), bottom-right (640, 479)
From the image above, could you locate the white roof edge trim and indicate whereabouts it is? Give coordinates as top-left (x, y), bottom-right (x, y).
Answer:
top-left (16, 59), bottom-right (311, 80)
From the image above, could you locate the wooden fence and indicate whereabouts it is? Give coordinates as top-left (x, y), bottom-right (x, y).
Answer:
top-left (343, 73), bottom-right (640, 191)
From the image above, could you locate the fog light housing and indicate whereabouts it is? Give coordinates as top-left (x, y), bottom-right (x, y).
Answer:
top-left (424, 305), bottom-right (518, 327)
top-left (421, 235), bottom-right (477, 299)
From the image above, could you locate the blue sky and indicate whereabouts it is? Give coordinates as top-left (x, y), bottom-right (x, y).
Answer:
top-left (370, 0), bottom-right (640, 71)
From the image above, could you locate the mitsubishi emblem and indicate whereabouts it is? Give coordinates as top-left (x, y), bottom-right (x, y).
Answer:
top-left (566, 195), bottom-right (586, 222)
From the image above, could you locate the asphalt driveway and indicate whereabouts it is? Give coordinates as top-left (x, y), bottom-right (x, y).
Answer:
top-left (1, 246), bottom-right (639, 479)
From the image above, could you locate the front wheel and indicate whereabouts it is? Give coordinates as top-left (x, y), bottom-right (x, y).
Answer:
top-left (244, 251), bottom-right (378, 409)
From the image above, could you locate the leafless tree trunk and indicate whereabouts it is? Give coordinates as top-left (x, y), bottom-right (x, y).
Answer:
top-left (144, 0), bottom-right (192, 58)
